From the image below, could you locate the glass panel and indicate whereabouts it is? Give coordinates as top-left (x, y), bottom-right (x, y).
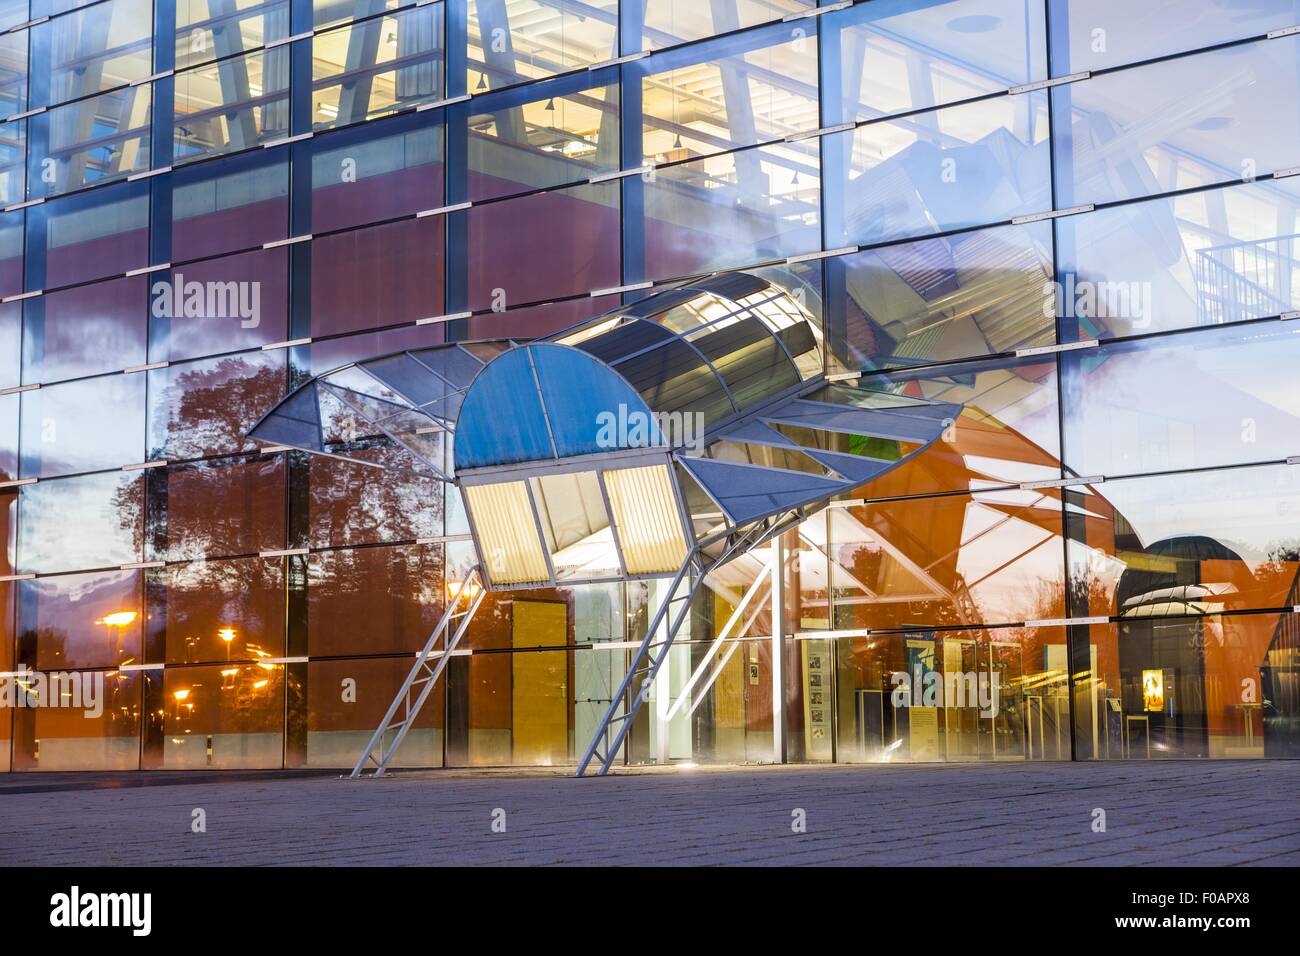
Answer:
top-left (308, 656), bottom-right (443, 767)
top-left (1075, 613), bottom-right (1283, 760)
top-left (828, 221), bottom-right (1054, 371)
top-left (311, 215), bottom-right (444, 336)
top-left (465, 180), bottom-right (619, 310)
top-left (308, 543), bottom-right (443, 656)
top-left (1048, 0), bottom-right (1299, 75)
top-left (12, 669), bottom-right (142, 770)
top-left (154, 458), bottom-right (286, 562)
top-left (312, 4), bottom-right (444, 128)
top-left (35, 179), bottom-right (149, 287)
top-left (176, 0), bottom-right (292, 72)
top-left (313, 0), bottom-right (405, 30)
top-left (467, 293), bottom-right (619, 339)
top-left (171, 147), bottom-right (290, 262)
top-left (0, 390), bottom-right (15, 481)
top-left (825, 90), bottom-right (1050, 248)
top-left (1061, 323), bottom-right (1300, 479)
top-left (17, 471), bottom-right (144, 573)
top-left (20, 373), bottom-right (145, 477)
top-left (157, 556), bottom-right (285, 664)
top-left (465, 74), bottom-right (618, 201)
top-left (1053, 37), bottom-right (1300, 208)
top-left (1057, 174), bottom-right (1300, 342)
top-left (306, 447), bottom-right (442, 548)
top-left (465, 479), bottom-right (551, 585)
top-left (1067, 463), bottom-right (1300, 621)
top-left (22, 568), bottom-right (143, 670)
top-left (467, 0), bottom-right (616, 91)
top-left (831, 625), bottom-right (1067, 762)
top-left (311, 117), bottom-right (442, 232)
top-left (0, 116), bottom-right (26, 204)
top-left (146, 350), bottom-right (286, 460)
top-left (633, 141), bottom-right (820, 282)
top-left (149, 247), bottom-right (290, 361)
top-left (174, 45), bottom-right (291, 162)
top-left (856, 355), bottom-right (1061, 495)
top-left (603, 463), bottom-right (689, 575)
top-left (638, 0), bottom-right (814, 51)
top-left (824, 0), bottom-right (1047, 125)
top-left (827, 489), bottom-right (1066, 630)
top-left (30, 84), bottom-right (151, 197)
top-left (637, 23), bottom-right (819, 164)
top-left (529, 470), bottom-right (619, 581)
top-left (157, 662), bottom-right (283, 768)
top-left (23, 274), bottom-right (147, 382)
top-left (33, 0), bottom-right (153, 108)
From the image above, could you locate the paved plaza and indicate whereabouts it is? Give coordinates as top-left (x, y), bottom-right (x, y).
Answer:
top-left (0, 760), bottom-right (1295, 866)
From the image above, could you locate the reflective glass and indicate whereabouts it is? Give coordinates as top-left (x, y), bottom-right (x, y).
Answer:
top-left (156, 662), bottom-right (284, 768)
top-left (171, 147), bottom-right (290, 261)
top-left (638, 0), bottom-right (814, 51)
top-left (307, 543), bottom-right (443, 655)
top-left (312, 4), bottom-right (444, 128)
top-left (1056, 178), bottom-right (1300, 339)
top-left (0, 116), bottom-right (25, 205)
top-left (20, 373), bottom-right (145, 477)
top-left (1053, 37), bottom-right (1300, 208)
top-left (174, 45), bottom-right (291, 162)
top-left (29, 84), bottom-right (151, 197)
top-left (176, 0), bottom-right (292, 72)
top-left (32, 0), bottom-right (153, 108)
top-left (824, 0), bottom-right (1047, 125)
top-left (146, 351), bottom-right (286, 460)
top-left (636, 23), bottom-right (819, 165)
top-left (153, 457), bottom-right (286, 562)
top-left (828, 221), bottom-right (1054, 370)
top-left (1061, 323), bottom-right (1300, 478)
top-left (856, 354), bottom-right (1061, 495)
top-left (467, 0), bottom-right (616, 90)
top-left (464, 180), bottom-right (619, 310)
top-left (632, 142), bottom-right (819, 282)
top-left (464, 74), bottom-right (618, 201)
top-left (23, 274), bottom-right (147, 382)
top-left (312, 118), bottom-right (442, 231)
top-left (826, 90), bottom-right (1050, 248)
top-left (1048, 0), bottom-right (1299, 75)
top-left (149, 247), bottom-right (290, 361)
top-left (22, 569), bottom-right (143, 670)
top-left (17, 471), bottom-right (144, 573)
top-left (157, 556), bottom-right (285, 664)
top-left (34, 179), bottom-right (149, 287)
top-left (311, 215), bottom-right (444, 335)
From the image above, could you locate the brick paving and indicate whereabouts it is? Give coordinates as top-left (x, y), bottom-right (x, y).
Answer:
top-left (0, 760), bottom-right (1295, 866)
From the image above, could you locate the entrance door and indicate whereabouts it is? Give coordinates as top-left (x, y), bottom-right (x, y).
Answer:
top-left (512, 600), bottom-right (570, 765)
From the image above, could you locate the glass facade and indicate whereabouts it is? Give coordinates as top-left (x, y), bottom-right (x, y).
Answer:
top-left (1, 0), bottom-right (1299, 771)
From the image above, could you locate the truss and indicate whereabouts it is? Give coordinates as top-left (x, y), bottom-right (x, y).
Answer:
top-left (349, 567), bottom-right (486, 779)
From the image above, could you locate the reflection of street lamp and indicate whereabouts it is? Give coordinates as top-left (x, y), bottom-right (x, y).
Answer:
top-left (97, 611), bottom-right (138, 662)
top-left (218, 627), bottom-right (236, 661)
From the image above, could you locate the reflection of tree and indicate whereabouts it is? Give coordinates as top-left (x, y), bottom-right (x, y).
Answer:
top-left (152, 357), bottom-right (284, 460)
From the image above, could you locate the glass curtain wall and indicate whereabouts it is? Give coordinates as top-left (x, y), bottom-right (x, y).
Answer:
top-left (2, 0), bottom-right (1299, 769)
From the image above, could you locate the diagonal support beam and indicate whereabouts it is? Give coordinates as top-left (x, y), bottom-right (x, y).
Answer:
top-left (665, 554), bottom-right (773, 722)
top-left (350, 567), bottom-right (485, 778)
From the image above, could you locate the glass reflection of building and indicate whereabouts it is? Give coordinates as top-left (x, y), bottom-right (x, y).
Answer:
top-left (1, 0), bottom-right (1299, 771)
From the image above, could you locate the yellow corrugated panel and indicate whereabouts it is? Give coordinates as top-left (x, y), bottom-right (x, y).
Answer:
top-left (604, 464), bottom-right (689, 574)
top-left (465, 481), bottom-right (551, 585)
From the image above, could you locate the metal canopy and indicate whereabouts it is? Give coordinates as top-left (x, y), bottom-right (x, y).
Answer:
top-left (250, 273), bottom-right (963, 778)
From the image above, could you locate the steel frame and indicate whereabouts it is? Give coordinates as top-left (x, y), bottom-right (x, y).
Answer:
top-left (349, 567), bottom-right (486, 779)
top-left (575, 510), bottom-right (802, 776)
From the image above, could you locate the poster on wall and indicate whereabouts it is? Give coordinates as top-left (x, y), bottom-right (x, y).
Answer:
top-left (802, 639), bottom-right (833, 761)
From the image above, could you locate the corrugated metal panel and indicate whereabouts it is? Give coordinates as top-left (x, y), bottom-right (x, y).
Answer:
top-left (464, 481), bottom-right (551, 585)
top-left (603, 464), bottom-right (690, 575)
